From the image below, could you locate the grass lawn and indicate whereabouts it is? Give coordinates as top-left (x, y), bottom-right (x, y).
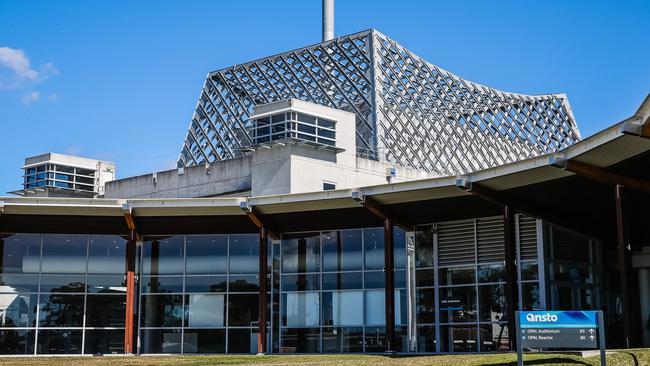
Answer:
top-left (0, 350), bottom-right (648, 366)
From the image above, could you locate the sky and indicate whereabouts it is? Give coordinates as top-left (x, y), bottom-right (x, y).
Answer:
top-left (0, 0), bottom-right (648, 195)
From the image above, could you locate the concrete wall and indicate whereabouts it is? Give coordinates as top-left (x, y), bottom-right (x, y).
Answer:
top-left (104, 157), bottom-right (251, 198)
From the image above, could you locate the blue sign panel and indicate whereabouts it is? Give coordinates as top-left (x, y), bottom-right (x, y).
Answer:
top-left (519, 311), bottom-right (598, 329)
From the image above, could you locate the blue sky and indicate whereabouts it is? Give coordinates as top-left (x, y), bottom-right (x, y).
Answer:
top-left (0, 0), bottom-right (648, 195)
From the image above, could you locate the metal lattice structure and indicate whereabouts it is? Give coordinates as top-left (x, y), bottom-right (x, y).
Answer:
top-left (178, 29), bottom-right (581, 175)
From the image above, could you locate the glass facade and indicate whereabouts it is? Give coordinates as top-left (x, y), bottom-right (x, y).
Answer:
top-left (0, 234), bottom-right (126, 355)
top-left (23, 163), bottom-right (96, 192)
top-left (0, 215), bottom-right (558, 355)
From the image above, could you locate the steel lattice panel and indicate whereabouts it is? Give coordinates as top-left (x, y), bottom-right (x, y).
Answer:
top-left (178, 29), bottom-right (581, 175)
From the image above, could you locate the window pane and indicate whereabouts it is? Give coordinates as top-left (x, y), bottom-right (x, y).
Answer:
top-left (322, 327), bottom-right (362, 352)
top-left (0, 234), bottom-right (41, 274)
top-left (227, 328), bottom-right (254, 354)
top-left (477, 263), bottom-right (505, 283)
top-left (281, 274), bottom-right (320, 291)
top-left (440, 325), bottom-right (477, 353)
top-left (87, 236), bottom-right (126, 275)
top-left (228, 275), bottom-right (259, 292)
top-left (416, 269), bottom-right (435, 287)
top-left (141, 276), bottom-right (183, 293)
top-left (322, 291), bottom-right (363, 326)
top-left (280, 328), bottom-right (320, 353)
top-left (185, 275), bottom-right (227, 293)
top-left (364, 326), bottom-right (386, 352)
top-left (479, 284), bottom-right (505, 322)
top-left (140, 295), bottom-right (184, 327)
top-left (282, 292), bottom-right (319, 327)
top-left (439, 266), bottom-right (475, 285)
top-left (37, 329), bottom-right (82, 354)
top-left (364, 228), bottom-right (384, 270)
top-left (364, 271), bottom-right (384, 289)
top-left (185, 236), bottom-right (227, 275)
top-left (520, 261), bottom-right (539, 281)
top-left (187, 294), bottom-right (225, 327)
top-left (439, 286), bottom-right (477, 323)
top-left (393, 227), bottom-right (407, 269)
top-left (41, 235), bottom-right (87, 274)
top-left (0, 329), bottom-right (35, 354)
top-left (141, 329), bottom-right (182, 354)
top-left (86, 295), bottom-right (126, 327)
top-left (522, 282), bottom-right (541, 310)
top-left (322, 230), bottom-right (362, 272)
top-left (38, 294), bottom-right (84, 327)
top-left (228, 294), bottom-right (258, 327)
top-left (0, 274), bottom-right (39, 292)
top-left (322, 272), bottom-right (362, 290)
top-left (84, 329), bottom-right (124, 355)
top-left (183, 329), bottom-right (225, 354)
top-left (364, 290), bottom-right (384, 325)
top-left (416, 326), bottom-right (436, 352)
top-left (281, 233), bottom-right (320, 273)
top-left (86, 275), bottom-right (126, 294)
top-left (229, 234), bottom-right (258, 274)
top-left (479, 323), bottom-right (510, 352)
top-left (39, 274), bottom-right (85, 293)
top-left (142, 237), bottom-right (184, 275)
top-left (415, 226), bottom-right (433, 268)
top-left (416, 289), bottom-right (435, 324)
top-left (0, 293), bottom-right (38, 327)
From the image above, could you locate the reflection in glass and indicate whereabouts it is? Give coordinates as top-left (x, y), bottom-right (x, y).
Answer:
top-left (0, 274), bottom-right (39, 293)
top-left (479, 284), bottom-right (505, 322)
top-left (183, 329), bottom-right (225, 353)
top-left (84, 329), bottom-right (124, 354)
top-left (87, 236), bottom-right (126, 275)
top-left (141, 329), bottom-right (182, 353)
top-left (439, 266), bottom-right (475, 285)
top-left (187, 294), bottom-right (225, 327)
top-left (364, 228), bottom-right (384, 270)
top-left (86, 275), bottom-right (126, 293)
top-left (281, 233), bottom-right (320, 273)
top-left (229, 235), bottom-right (258, 274)
top-left (0, 329), bottom-right (35, 354)
top-left (185, 236), bottom-right (227, 274)
top-left (364, 326), bottom-right (386, 352)
top-left (228, 294), bottom-right (258, 326)
top-left (322, 291), bottom-right (363, 326)
top-left (0, 294), bottom-right (38, 327)
top-left (184, 276), bottom-right (227, 293)
top-left (364, 290), bottom-right (384, 325)
top-left (322, 272), bottom-right (362, 290)
top-left (141, 276), bottom-right (183, 294)
top-left (280, 328), bottom-right (320, 353)
top-left (86, 295), bottom-right (126, 327)
top-left (393, 227), bottom-right (407, 269)
top-left (37, 329), bottom-right (82, 354)
top-left (416, 269), bottom-right (435, 287)
top-left (479, 323), bottom-right (510, 352)
top-left (141, 295), bottom-right (184, 327)
top-left (39, 275), bottom-right (85, 293)
top-left (439, 286), bottom-right (477, 323)
top-left (520, 261), bottom-right (539, 281)
top-left (0, 235), bottom-right (41, 274)
top-left (228, 328), bottom-right (254, 353)
top-left (414, 226), bottom-right (433, 268)
top-left (477, 264), bottom-right (505, 283)
top-left (440, 325), bottom-right (477, 352)
top-left (142, 237), bottom-right (184, 275)
top-left (41, 235), bottom-right (87, 274)
top-left (322, 230), bottom-right (362, 272)
top-left (522, 282), bottom-right (541, 310)
top-left (228, 275), bottom-right (259, 292)
top-left (416, 289), bottom-right (435, 324)
top-left (416, 326), bottom-right (436, 352)
top-left (281, 274), bottom-right (320, 291)
top-left (38, 294), bottom-right (83, 327)
top-left (364, 271), bottom-right (384, 289)
top-left (283, 292), bottom-right (319, 327)
top-left (322, 327), bottom-right (363, 352)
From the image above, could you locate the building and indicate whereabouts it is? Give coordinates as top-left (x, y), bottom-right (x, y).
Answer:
top-left (0, 3), bottom-right (649, 355)
top-left (11, 153), bottom-right (116, 198)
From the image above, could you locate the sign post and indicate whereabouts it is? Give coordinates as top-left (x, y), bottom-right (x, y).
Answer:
top-left (516, 310), bottom-right (606, 366)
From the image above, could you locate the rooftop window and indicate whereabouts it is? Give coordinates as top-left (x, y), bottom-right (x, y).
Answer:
top-left (251, 112), bottom-right (336, 147)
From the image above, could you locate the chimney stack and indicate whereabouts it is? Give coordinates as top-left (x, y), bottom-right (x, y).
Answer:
top-left (322, 0), bottom-right (334, 42)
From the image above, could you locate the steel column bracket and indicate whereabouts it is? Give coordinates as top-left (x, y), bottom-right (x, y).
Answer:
top-left (351, 191), bottom-right (413, 232)
top-left (121, 203), bottom-right (141, 242)
top-left (240, 201), bottom-right (280, 240)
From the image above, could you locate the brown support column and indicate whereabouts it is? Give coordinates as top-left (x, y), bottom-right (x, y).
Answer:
top-left (503, 206), bottom-right (518, 350)
top-left (124, 229), bottom-right (137, 354)
top-left (384, 218), bottom-right (395, 352)
top-left (616, 185), bottom-right (633, 348)
top-left (257, 227), bottom-right (268, 354)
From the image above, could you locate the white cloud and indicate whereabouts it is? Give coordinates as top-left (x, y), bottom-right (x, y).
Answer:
top-left (21, 91), bottom-right (40, 106)
top-left (0, 47), bottom-right (38, 81)
top-left (47, 93), bottom-right (59, 101)
top-left (0, 47), bottom-right (57, 89)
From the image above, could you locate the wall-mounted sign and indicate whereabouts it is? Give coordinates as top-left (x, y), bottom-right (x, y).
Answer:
top-left (516, 310), bottom-right (606, 366)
